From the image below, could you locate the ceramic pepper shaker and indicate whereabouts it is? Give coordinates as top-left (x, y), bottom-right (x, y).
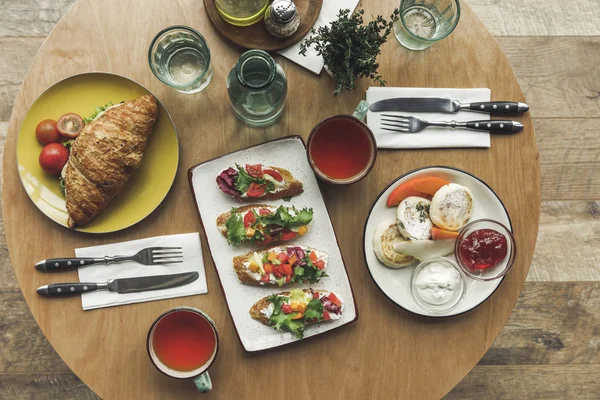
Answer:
top-left (264, 0), bottom-right (301, 38)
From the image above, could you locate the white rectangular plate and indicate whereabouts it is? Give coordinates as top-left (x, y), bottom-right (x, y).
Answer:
top-left (188, 136), bottom-right (358, 352)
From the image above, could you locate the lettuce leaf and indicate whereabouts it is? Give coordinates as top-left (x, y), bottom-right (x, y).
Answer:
top-left (83, 101), bottom-right (117, 124)
top-left (258, 206), bottom-right (313, 228)
top-left (234, 164), bottom-right (254, 193)
top-left (304, 298), bottom-right (324, 322)
top-left (267, 294), bottom-right (306, 339)
top-left (225, 209), bottom-right (246, 245)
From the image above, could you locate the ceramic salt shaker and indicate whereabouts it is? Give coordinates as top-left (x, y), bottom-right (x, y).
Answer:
top-left (264, 0), bottom-right (301, 38)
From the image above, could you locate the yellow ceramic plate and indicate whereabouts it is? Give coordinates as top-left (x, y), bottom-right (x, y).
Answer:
top-left (17, 73), bottom-right (179, 233)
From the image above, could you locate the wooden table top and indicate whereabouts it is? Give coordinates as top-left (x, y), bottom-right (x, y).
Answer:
top-left (1, 0), bottom-right (540, 399)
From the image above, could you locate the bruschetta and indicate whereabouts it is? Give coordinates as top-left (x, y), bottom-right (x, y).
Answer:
top-left (216, 163), bottom-right (303, 201)
top-left (233, 245), bottom-right (327, 286)
top-left (216, 204), bottom-right (313, 246)
top-left (250, 288), bottom-right (343, 339)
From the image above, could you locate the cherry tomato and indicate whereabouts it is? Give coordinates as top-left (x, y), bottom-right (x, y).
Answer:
top-left (35, 119), bottom-right (60, 144)
top-left (39, 143), bottom-right (69, 175)
top-left (314, 260), bottom-right (325, 270)
top-left (57, 113), bottom-right (84, 138)
top-left (281, 304), bottom-right (292, 314)
top-left (243, 211), bottom-right (256, 228)
top-left (245, 164), bottom-right (263, 178)
top-left (323, 311), bottom-right (330, 321)
top-left (280, 230), bottom-right (297, 241)
top-left (246, 182), bottom-right (266, 197)
top-left (263, 169), bottom-right (283, 182)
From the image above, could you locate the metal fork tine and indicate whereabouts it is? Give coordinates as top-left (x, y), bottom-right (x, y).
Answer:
top-left (152, 254), bottom-right (183, 259)
top-left (382, 127), bottom-right (409, 133)
top-left (151, 247), bottom-right (182, 251)
top-left (381, 118), bottom-right (409, 124)
top-left (381, 122), bottom-right (409, 128)
top-left (153, 260), bottom-right (184, 264)
top-left (381, 114), bottom-right (411, 119)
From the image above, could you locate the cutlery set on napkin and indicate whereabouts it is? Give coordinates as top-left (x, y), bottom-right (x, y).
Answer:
top-left (366, 87), bottom-right (529, 149)
top-left (35, 233), bottom-right (208, 310)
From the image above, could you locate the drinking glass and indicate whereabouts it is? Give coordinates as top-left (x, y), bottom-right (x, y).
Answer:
top-left (226, 49), bottom-right (287, 127)
top-left (394, 0), bottom-right (461, 51)
top-left (215, 0), bottom-right (270, 26)
top-left (148, 26), bottom-right (213, 94)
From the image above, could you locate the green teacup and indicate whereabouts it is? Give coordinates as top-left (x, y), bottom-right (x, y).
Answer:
top-left (147, 307), bottom-right (219, 393)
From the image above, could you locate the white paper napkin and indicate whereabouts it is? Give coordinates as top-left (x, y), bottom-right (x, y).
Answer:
top-left (76, 233), bottom-right (207, 310)
top-left (278, 0), bottom-right (360, 74)
top-left (366, 87), bottom-right (492, 149)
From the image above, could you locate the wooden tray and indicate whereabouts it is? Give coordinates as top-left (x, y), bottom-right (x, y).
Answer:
top-left (204, 0), bottom-right (323, 51)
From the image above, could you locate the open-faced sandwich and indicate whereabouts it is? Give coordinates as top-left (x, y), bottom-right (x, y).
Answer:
top-left (374, 177), bottom-right (474, 267)
top-left (217, 204), bottom-right (313, 246)
top-left (250, 288), bottom-right (343, 339)
top-left (216, 163), bottom-right (303, 201)
top-left (234, 245), bottom-right (327, 286)
top-left (65, 94), bottom-right (158, 227)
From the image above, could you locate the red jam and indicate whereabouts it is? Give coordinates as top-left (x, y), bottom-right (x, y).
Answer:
top-left (458, 229), bottom-right (508, 271)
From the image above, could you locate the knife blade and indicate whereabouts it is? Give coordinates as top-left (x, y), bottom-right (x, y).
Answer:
top-left (36, 271), bottom-right (199, 297)
top-left (368, 97), bottom-right (529, 114)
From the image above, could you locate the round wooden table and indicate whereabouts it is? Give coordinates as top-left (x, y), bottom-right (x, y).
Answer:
top-left (2, 1), bottom-right (540, 398)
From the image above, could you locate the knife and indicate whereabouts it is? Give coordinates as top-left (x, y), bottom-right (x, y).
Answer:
top-left (369, 97), bottom-right (529, 114)
top-left (36, 271), bottom-right (199, 297)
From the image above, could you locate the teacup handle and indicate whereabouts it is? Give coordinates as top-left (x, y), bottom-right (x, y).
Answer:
top-left (193, 372), bottom-right (212, 393)
top-left (352, 100), bottom-right (370, 122)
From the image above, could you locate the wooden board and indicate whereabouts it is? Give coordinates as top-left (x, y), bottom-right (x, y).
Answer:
top-left (1, 1), bottom-right (540, 399)
top-left (203, 0), bottom-right (322, 51)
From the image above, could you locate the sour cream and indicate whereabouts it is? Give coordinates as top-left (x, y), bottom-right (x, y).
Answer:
top-left (412, 259), bottom-right (465, 310)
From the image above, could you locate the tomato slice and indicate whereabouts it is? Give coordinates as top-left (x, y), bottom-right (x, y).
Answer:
top-left (57, 113), bottom-right (84, 138)
top-left (259, 208), bottom-right (272, 215)
top-left (280, 230), bottom-right (297, 241)
top-left (309, 251), bottom-right (318, 263)
top-left (328, 293), bottom-right (342, 307)
top-left (323, 311), bottom-right (330, 321)
top-left (314, 260), bottom-right (325, 270)
top-left (313, 291), bottom-right (319, 299)
top-left (243, 211), bottom-right (256, 228)
top-left (263, 169), bottom-right (283, 182)
top-left (245, 164), bottom-right (263, 178)
top-left (246, 182), bottom-right (266, 197)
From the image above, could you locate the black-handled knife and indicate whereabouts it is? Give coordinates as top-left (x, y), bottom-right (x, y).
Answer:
top-left (36, 271), bottom-right (199, 297)
top-left (369, 97), bottom-right (529, 114)
top-left (464, 120), bottom-right (523, 133)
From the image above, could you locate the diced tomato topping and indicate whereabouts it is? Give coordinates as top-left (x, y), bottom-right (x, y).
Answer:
top-left (259, 208), bottom-right (272, 215)
top-left (260, 274), bottom-right (270, 283)
top-left (246, 182), bottom-right (266, 197)
top-left (309, 252), bottom-right (318, 263)
top-left (245, 164), bottom-right (263, 178)
top-left (282, 304), bottom-right (292, 314)
top-left (256, 233), bottom-right (272, 246)
top-left (243, 212), bottom-right (256, 228)
top-left (328, 293), bottom-right (342, 307)
top-left (280, 230), bottom-right (297, 241)
top-left (273, 268), bottom-right (283, 279)
top-left (277, 253), bottom-right (289, 263)
top-left (263, 169), bottom-right (283, 182)
top-left (282, 263), bottom-right (293, 276)
top-left (314, 260), bottom-right (325, 270)
top-left (263, 264), bottom-right (273, 274)
top-left (285, 275), bottom-right (292, 283)
top-left (313, 291), bottom-right (319, 299)
top-left (323, 311), bottom-right (330, 321)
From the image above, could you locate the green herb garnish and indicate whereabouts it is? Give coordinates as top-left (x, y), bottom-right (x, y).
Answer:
top-left (266, 293), bottom-right (324, 339)
top-left (83, 101), bottom-right (121, 124)
top-left (415, 203), bottom-right (430, 223)
top-left (299, 8), bottom-right (400, 96)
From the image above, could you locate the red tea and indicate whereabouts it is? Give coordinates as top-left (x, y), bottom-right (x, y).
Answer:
top-left (152, 311), bottom-right (216, 372)
top-left (309, 117), bottom-right (373, 180)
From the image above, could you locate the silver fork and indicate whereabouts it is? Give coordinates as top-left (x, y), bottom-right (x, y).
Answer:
top-left (380, 114), bottom-right (524, 134)
top-left (35, 247), bottom-right (184, 272)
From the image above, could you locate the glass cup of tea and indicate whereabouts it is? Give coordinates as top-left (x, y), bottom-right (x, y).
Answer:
top-left (148, 26), bottom-right (213, 94)
top-left (147, 307), bottom-right (219, 393)
top-left (307, 101), bottom-right (377, 185)
top-left (394, 0), bottom-right (461, 51)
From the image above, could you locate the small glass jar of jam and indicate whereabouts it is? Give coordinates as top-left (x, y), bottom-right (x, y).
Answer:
top-left (455, 219), bottom-right (516, 281)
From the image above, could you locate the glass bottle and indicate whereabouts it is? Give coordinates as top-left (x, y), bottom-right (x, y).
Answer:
top-left (226, 50), bottom-right (287, 127)
top-left (215, 0), bottom-right (270, 26)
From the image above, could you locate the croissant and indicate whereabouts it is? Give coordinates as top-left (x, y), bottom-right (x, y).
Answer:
top-left (65, 94), bottom-right (158, 227)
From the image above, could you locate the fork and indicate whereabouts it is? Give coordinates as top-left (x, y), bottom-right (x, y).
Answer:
top-left (380, 114), bottom-right (524, 134)
top-left (34, 247), bottom-right (183, 272)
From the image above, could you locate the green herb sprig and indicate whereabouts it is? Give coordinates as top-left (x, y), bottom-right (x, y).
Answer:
top-left (299, 8), bottom-right (400, 96)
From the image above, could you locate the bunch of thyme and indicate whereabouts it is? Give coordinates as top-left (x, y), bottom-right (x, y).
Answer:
top-left (299, 8), bottom-right (400, 96)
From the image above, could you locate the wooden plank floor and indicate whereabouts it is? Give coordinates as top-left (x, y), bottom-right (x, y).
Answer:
top-left (1, 1), bottom-right (599, 398)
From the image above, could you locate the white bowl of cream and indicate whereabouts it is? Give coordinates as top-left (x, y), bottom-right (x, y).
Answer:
top-left (410, 257), bottom-right (467, 314)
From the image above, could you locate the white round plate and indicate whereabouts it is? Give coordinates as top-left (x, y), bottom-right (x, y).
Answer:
top-left (363, 166), bottom-right (512, 318)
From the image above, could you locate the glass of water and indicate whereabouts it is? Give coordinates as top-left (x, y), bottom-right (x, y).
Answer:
top-left (395, 0), bottom-right (461, 51)
top-left (148, 26), bottom-right (213, 94)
